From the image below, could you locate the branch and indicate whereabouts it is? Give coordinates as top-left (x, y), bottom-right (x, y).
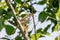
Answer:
top-left (30, 0), bottom-right (37, 40)
top-left (48, 16), bottom-right (58, 21)
top-left (5, 0), bottom-right (29, 40)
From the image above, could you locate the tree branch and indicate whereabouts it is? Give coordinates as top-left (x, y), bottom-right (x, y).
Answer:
top-left (5, 0), bottom-right (29, 40)
top-left (48, 16), bottom-right (58, 21)
top-left (30, 0), bottom-right (37, 40)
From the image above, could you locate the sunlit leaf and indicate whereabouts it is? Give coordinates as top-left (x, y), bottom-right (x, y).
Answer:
top-left (0, 2), bottom-right (7, 9)
top-left (30, 32), bottom-right (43, 40)
top-left (52, 24), bottom-right (58, 31)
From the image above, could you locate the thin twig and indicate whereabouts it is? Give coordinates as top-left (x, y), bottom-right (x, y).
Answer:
top-left (30, 0), bottom-right (37, 40)
top-left (48, 16), bottom-right (58, 21)
top-left (5, 0), bottom-right (29, 40)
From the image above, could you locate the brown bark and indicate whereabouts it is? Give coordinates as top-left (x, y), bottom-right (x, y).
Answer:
top-left (5, 0), bottom-right (29, 40)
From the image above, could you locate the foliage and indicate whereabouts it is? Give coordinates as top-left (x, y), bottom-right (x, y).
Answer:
top-left (0, 17), bottom-right (4, 31)
top-left (0, 0), bottom-right (59, 40)
top-left (15, 36), bottom-right (22, 40)
top-left (38, 11), bottom-right (48, 23)
top-left (55, 36), bottom-right (58, 40)
top-left (5, 25), bottom-right (15, 35)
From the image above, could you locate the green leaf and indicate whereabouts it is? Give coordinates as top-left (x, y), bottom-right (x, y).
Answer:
top-left (15, 36), bottom-right (22, 40)
top-left (28, 31), bottom-right (32, 37)
top-left (5, 25), bottom-right (15, 35)
top-left (40, 24), bottom-right (51, 36)
top-left (20, 14), bottom-right (26, 18)
top-left (36, 33), bottom-right (42, 39)
top-left (52, 0), bottom-right (59, 8)
top-left (38, 1), bottom-right (45, 5)
top-left (4, 11), bottom-right (12, 19)
top-left (0, 0), bottom-right (1, 2)
top-left (29, 6), bottom-right (36, 13)
top-left (23, 3), bottom-right (29, 10)
top-left (31, 28), bottom-right (50, 40)
top-left (15, 0), bottom-right (22, 4)
top-left (38, 0), bottom-right (47, 5)
top-left (0, 9), bottom-right (12, 20)
top-left (48, 18), bottom-right (57, 32)
top-left (55, 36), bottom-right (58, 40)
top-left (0, 8), bottom-right (6, 15)
top-left (27, 0), bottom-right (30, 2)
top-left (52, 24), bottom-right (58, 31)
top-left (37, 28), bottom-right (42, 33)
top-left (44, 32), bottom-right (50, 36)
top-left (43, 24), bottom-right (51, 33)
top-left (0, 17), bottom-right (5, 31)
top-left (38, 11), bottom-right (48, 23)
top-left (12, 2), bottom-right (17, 9)
top-left (30, 32), bottom-right (45, 40)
